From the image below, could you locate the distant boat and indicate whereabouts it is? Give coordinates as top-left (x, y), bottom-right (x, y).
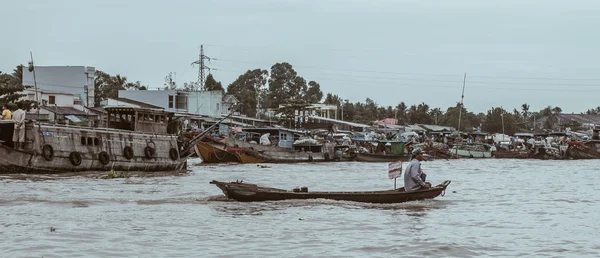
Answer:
top-left (450, 143), bottom-right (496, 158)
top-left (355, 140), bottom-right (411, 162)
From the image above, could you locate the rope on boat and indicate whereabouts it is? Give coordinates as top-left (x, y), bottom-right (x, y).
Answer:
top-left (213, 146), bottom-right (228, 160)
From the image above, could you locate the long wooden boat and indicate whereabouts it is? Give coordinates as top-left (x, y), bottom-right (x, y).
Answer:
top-left (226, 137), bottom-right (348, 163)
top-left (210, 180), bottom-right (451, 204)
top-left (355, 153), bottom-right (411, 162)
top-left (493, 150), bottom-right (531, 159)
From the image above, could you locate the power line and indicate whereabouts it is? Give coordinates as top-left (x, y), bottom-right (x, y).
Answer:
top-left (214, 57), bottom-right (600, 82)
top-left (211, 68), bottom-right (600, 92)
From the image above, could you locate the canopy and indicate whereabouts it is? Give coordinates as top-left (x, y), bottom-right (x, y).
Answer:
top-left (65, 115), bottom-right (82, 123)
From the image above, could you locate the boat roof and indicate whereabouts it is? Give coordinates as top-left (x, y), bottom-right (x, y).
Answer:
top-left (104, 106), bottom-right (173, 115)
top-left (241, 126), bottom-right (307, 135)
top-left (514, 132), bottom-right (535, 137)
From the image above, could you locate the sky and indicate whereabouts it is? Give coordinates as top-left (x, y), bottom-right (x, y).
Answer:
top-left (2, 0), bottom-right (600, 114)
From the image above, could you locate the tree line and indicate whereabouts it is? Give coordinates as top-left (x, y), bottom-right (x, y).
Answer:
top-left (2, 62), bottom-right (600, 134)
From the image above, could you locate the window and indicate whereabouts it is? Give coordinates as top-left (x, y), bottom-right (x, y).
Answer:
top-left (216, 103), bottom-right (220, 111)
top-left (49, 95), bottom-right (56, 105)
top-left (81, 136), bottom-right (86, 145)
top-left (168, 96), bottom-right (174, 108)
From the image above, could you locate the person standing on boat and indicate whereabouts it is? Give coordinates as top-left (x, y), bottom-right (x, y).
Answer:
top-left (404, 148), bottom-right (431, 192)
top-left (2, 105), bottom-right (12, 120)
top-left (12, 103), bottom-right (26, 150)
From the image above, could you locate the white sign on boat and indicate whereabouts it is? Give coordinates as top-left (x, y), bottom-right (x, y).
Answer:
top-left (388, 161), bottom-right (402, 179)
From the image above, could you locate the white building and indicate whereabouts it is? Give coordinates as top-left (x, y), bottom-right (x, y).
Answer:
top-left (20, 88), bottom-right (90, 123)
top-left (22, 66), bottom-right (96, 107)
top-left (118, 90), bottom-right (225, 117)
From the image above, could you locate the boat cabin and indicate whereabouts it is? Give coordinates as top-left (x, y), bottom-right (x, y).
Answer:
top-left (104, 107), bottom-right (177, 134)
top-left (238, 127), bottom-right (310, 149)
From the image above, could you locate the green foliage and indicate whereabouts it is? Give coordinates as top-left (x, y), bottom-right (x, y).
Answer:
top-left (305, 81), bottom-right (323, 103)
top-left (102, 170), bottom-right (128, 179)
top-left (226, 69), bottom-right (268, 117)
top-left (323, 93), bottom-right (341, 106)
top-left (266, 63), bottom-right (322, 107)
top-left (205, 74), bottom-right (224, 91)
top-left (406, 102), bottom-right (433, 124)
top-left (586, 106), bottom-right (600, 115)
top-left (481, 107), bottom-right (518, 134)
top-left (95, 71), bottom-right (148, 105)
top-left (0, 67), bottom-right (37, 111)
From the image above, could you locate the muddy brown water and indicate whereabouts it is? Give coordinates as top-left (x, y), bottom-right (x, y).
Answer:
top-left (2, 158), bottom-right (600, 257)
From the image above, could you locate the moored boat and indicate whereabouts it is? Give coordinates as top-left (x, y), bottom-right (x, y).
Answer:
top-left (0, 107), bottom-right (186, 174)
top-left (194, 137), bottom-right (239, 163)
top-left (450, 143), bottom-right (495, 158)
top-left (210, 180), bottom-right (451, 203)
top-left (355, 152), bottom-right (410, 162)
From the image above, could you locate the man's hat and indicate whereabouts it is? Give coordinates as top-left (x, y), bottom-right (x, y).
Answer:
top-left (412, 148), bottom-right (423, 155)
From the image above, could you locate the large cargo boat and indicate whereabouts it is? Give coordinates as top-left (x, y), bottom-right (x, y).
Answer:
top-left (0, 107), bottom-right (206, 174)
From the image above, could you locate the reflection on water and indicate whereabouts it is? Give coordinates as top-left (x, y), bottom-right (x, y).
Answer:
top-left (1, 159), bottom-right (600, 257)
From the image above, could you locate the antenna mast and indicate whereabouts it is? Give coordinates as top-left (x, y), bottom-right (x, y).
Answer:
top-left (457, 73), bottom-right (466, 132)
top-left (191, 45), bottom-right (212, 91)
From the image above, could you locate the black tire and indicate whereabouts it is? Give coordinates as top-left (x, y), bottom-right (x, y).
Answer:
top-left (42, 144), bottom-right (54, 161)
top-left (324, 153), bottom-right (330, 160)
top-left (144, 146), bottom-right (156, 159)
top-left (123, 146), bottom-right (134, 160)
top-left (69, 152), bottom-right (82, 166)
top-left (308, 155), bottom-right (313, 162)
top-left (169, 148), bottom-right (179, 161)
top-left (98, 151), bottom-right (110, 165)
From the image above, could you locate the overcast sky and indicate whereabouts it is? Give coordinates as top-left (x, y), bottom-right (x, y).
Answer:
top-left (2, 0), bottom-right (599, 114)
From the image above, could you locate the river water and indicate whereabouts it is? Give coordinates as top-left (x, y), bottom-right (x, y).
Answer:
top-left (1, 158), bottom-right (600, 258)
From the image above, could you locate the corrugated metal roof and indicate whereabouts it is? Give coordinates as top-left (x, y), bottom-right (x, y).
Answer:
top-left (310, 116), bottom-right (371, 128)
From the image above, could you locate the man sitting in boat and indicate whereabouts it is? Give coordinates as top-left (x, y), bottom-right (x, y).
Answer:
top-left (403, 148), bottom-right (432, 192)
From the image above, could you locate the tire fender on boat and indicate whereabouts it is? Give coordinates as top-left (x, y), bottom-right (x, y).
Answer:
top-left (123, 146), bottom-right (134, 160)
top-left (169, 148), bottom-right (179, 161)
top-left (42, 144), bottom-right (54, 161)
top-left (324, 153), bottom-right (330, 160)
top-left (69, 151), bottom-right (82, 166)
top-left (308, 155), bottom-right (313, 162)
top-left (144, 146), bottom-right (156, 159)
top-left (98, 151), bottom-right (110, 165)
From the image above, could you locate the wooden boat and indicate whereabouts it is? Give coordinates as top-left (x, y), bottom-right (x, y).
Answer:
top-left (356, 140), bottom-right (412, 162)
top-left (210, 180), bottom-right (451, 204)
top-left (493, 150), bottom-right (531, 159)
top-left (355, 153), bottom-right (411, 162)
top-left (226, 146), bottom-right (265, 163)
top-left (194, 137), bottom-right (239, 163)
top-left (0, 106), bottom-right (232, 174)
top-left (450, 143), bottom-right (496, 158)
top-left (565, 140), bottom-right (600, 159)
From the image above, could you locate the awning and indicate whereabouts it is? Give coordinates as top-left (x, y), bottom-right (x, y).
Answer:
top-left (65, 115), bottom-right (82, 123)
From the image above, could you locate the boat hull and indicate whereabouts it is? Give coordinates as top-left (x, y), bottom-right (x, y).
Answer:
top-left (0, 123), bottom-right (186, 174)
top-left (194, 141), bottom-right (240, 163)
top-left (355, 153), bottom-right (411, 162)
top-left (493, 150), bottom-right (531, 159)
top-left (211, 180), bottom-right (451, 204)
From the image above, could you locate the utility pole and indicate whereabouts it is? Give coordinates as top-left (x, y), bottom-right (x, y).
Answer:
top-left (191, 45), bottom-right (213, 91)
top-left (457, 73), bottom-right (466, 132)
